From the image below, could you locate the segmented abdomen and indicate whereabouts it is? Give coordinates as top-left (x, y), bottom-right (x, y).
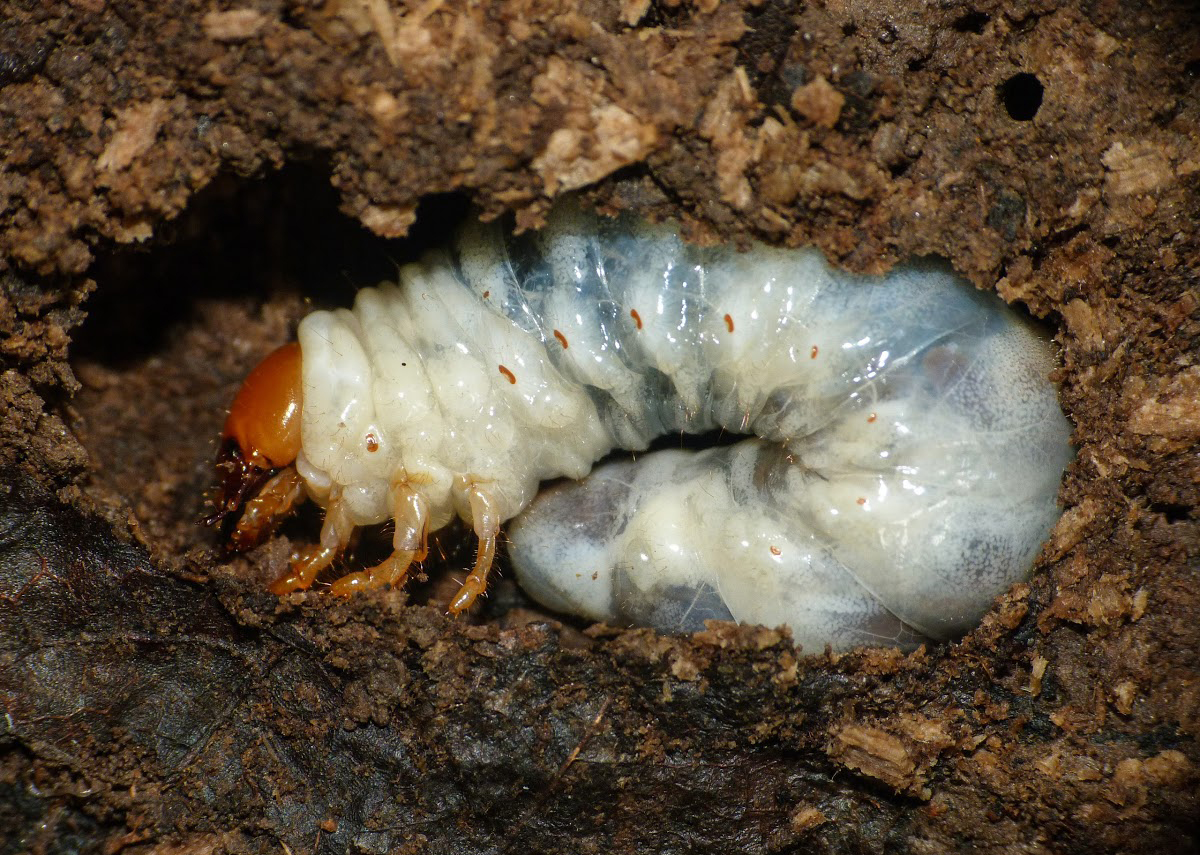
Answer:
top-left (294, 202), bottom-right (1074, 651)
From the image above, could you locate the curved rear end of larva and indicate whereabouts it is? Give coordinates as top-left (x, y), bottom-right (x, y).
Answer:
top-left (295, 201), bottom-right (1074, 651)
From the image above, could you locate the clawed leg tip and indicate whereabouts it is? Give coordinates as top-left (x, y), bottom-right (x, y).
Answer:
top-left (268, 567), bottom-right (316, 596)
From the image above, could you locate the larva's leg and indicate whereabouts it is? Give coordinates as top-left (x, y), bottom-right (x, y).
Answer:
top-left (230, 466), bottom-right (306, 551)
top-left (270, 491), bottom-right (355, 595)
top-left (328, 485), bottom-right (429, 596)
top-left (448, 484), bottom-right (501, 615)
top-left (329, 549), bottom-right (417, 596)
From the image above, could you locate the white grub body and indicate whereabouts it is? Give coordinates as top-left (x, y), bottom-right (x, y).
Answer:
top-left (294, 202), bottom-right (1074, 651)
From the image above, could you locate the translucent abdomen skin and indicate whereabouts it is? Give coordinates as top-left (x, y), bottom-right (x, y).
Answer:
top-left (296, 203), bottom-right (1074, 650)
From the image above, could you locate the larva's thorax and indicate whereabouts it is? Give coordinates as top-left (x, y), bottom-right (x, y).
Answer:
top-left (294, 254), bottom-right (617, 535)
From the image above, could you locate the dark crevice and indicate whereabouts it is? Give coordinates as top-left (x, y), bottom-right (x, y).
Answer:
top-left (737, 0), bottom-right (800, 103)
top-left (1149, 502), bottom-right (1193, 524)
top-left (952, 11), bottom-right (990, 34)
top-left (1000, 72), bottom-right (1044, 121)
top-left (74, 166), bottom-right (467, 368)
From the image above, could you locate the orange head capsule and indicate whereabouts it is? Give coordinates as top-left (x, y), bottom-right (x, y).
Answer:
top-left (205, 342), bottom-right (303, 526)
top-left (222, 341), bottom-right (303, 469)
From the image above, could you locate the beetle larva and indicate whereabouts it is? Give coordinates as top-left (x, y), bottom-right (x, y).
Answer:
top-left (211, 200), bottom-right (1073, 651)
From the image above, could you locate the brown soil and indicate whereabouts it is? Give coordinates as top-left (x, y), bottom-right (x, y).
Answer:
top-left (1, 1), bottom-right (1197, 853)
